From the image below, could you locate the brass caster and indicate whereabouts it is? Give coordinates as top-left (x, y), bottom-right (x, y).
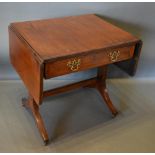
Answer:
top-left (112, 111), bottom-right (118, 118)
top-left (44, 140), bottom-right (49, 146)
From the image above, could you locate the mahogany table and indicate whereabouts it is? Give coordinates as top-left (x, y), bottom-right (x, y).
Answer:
top-left (9, 14), bottom-right (142, 145)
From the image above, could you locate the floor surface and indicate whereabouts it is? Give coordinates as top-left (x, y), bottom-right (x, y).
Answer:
top-left (0, 79), bottom-right (155, 152)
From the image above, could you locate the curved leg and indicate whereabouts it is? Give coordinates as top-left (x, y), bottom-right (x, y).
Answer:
top-left (22, 95), bottom-right (49, 145)
top-left (96, 66), bottom-right (118, 116)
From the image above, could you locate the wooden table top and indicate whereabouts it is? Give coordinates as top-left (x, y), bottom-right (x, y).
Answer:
top-left (10, 14), bottom-right (139, 62)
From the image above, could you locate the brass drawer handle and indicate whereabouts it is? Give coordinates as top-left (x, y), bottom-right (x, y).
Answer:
top-left (67, 58), bottom-right (81, 71)
top-left (109, 50), bottom-right (120, 62)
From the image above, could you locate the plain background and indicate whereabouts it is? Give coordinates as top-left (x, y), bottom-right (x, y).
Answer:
top-left (0, 2), bottom-right (154, 80)
top-left (0, 3), bottom-right (155, 152)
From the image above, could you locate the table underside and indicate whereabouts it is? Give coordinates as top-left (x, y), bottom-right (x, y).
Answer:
top-left (22, 65), bottom-right (118, 145)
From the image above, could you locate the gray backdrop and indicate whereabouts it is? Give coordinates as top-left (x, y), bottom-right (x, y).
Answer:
top-left (0, 3), bottom-right (154, 80)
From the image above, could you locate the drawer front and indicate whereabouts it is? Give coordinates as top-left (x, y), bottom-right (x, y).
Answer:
top-left (44, 45), bottom-right (135, 79)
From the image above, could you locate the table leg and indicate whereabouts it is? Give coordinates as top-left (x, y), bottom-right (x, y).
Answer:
top-left (96, 66), bottom-right (118, 116)
top-left (22, 95), bottom-right (49, 145)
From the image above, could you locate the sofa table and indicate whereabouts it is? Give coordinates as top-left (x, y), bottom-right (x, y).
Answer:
top-left (9, 14), bottom-right (142, 145)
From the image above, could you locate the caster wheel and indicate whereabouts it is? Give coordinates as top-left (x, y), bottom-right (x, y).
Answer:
top-left (22, 98), bottom-right (29, 109)
top-left (22, 98), bottom-right (27, 106)
top-left (44, 140), bottom-right (49, 146)
top-left (112, 111), bottom-right (118, 118)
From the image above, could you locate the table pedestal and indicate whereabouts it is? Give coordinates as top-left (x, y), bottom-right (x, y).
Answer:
top-left (22, 65), bottom-right (118, 145)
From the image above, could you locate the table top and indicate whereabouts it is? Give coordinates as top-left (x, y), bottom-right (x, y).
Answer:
top-left (10, 14), bottom-right (139, 62)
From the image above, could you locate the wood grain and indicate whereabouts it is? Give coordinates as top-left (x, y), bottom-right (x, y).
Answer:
top-left (22, 96), bottom-right (49, 145)
top-left (45, 45), bottom-right (135, 79)
top-left (9, 27), bottom-right (43, 105)
top-left (96, 66), bottom-right (118, 116)
top-left (115, 40), bottom-right (142, 76)
top-left (9, 14), bottom-right (139, 63)
top-left (9, 14), bottom-right (142, 144)
top-left (43, 78), bottom-right (97, 98)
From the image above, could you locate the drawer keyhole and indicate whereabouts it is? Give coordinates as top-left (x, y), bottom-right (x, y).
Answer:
top-left (109, 51), bottom-right (120, 62)
top-left (67, 58), bottom-right (81, 71)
